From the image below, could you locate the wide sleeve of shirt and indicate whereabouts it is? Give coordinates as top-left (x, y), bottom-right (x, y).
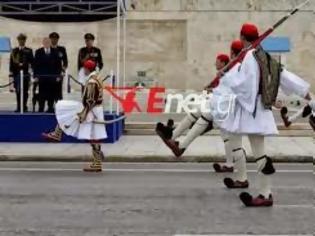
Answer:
top-left (219, 62), bottom-right (240, 86)
top-left (227, 49), bottom-right (260, 113)
top-left (279, 68), bottom-right (310, 98)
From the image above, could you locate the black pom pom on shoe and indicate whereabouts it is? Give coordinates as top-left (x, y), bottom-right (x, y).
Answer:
top-left (239, 192), bottom-right (253, 207)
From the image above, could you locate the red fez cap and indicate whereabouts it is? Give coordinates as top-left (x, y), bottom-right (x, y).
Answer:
top-left (240, 23), bottom-right (259, 39)
top-left (216, 54), bottom-right (230, 64)
top-left (231, 40), bottom-right (244, 53)
top-left (83, 59), bottom-right (96, 71)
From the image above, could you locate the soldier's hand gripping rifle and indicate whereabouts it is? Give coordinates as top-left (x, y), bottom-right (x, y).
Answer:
top-left (205, 0), bottom-right (310, 89)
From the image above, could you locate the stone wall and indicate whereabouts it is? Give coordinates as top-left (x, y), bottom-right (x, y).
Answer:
top-left (0, 0), bottom-right (314, 92)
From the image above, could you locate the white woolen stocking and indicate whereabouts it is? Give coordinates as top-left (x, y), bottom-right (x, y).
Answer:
top-left (248, 135), bottom-right (272, 198)
top-left (230, 135), bottom-right (247, 181)
top-left (221, 131), bottom-right (234, 167)
top-left (172, 113), bottom-right (199, 140)
top-left (178, 110), bottom-right (212, 149)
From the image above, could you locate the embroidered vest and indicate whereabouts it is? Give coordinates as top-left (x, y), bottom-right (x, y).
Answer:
top-left (84, 72), bottom-right (103, 106)
top-left (253, 47), bottom-right (282, 110)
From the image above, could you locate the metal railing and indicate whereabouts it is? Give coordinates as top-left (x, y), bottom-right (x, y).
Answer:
top-left (0, 69), bottom-right (117, 114)
top-left (0, 1), bottom-right (127, 15)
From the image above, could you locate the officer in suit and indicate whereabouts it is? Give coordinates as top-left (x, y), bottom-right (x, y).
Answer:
top-left (77, 33), bottom-right (103, 85)
top-left (9, 33), bottom-right (34, 112)
top-left (49, 32), bottom-right (68, 101)
top-left (34, 37), bottom-right (62, 113)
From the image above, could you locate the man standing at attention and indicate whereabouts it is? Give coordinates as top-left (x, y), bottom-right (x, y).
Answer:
top-left (77, 33), bottom-right (103, 85)
top-left (34, 37), bottom-right (62, 113)
top-left (9, 33), bottom-right (34, 112)
top-left (49, 32), bottom-right (68, 101)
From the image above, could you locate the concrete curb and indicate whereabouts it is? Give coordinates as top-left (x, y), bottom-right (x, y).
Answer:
top-left (0, 155), bottom-right (313, 163)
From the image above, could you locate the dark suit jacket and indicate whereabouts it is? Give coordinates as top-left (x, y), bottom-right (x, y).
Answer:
top-left (34, 47), bottom-right (62, 79)
top-left (53, 45), bottom-right (68, 69)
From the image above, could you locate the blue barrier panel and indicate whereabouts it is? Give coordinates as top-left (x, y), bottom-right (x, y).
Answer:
top-left (117, 112), bottom-right (125, 140)
top-left (0, 37), bottom-right (11, 53)
top-left (261, 37), bottom-right (290, 53)
top-left (0, 111), bottom-right (124, 143)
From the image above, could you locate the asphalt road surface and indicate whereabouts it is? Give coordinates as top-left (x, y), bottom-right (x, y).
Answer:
top-left (0, 162), bottom-right (313, 236)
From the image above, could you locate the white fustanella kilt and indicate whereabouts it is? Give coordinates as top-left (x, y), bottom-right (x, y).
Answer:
top-left (220, 95), bottom-right (278, 136)
top-left (55, 100), bottom-right (107, 140)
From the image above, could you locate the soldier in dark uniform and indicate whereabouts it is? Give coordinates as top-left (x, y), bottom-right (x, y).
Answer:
top-left (78, 33), bottom-right (103, 73)
top-left (49, 32), bottom-right (68, 101)
top-left (9, 33), bottom-right (34, 112)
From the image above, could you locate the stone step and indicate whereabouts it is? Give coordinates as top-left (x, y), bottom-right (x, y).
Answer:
top-left (124, 128), bottom-right (314, 137)
top-left (125, 122), bottom-right (312, 130)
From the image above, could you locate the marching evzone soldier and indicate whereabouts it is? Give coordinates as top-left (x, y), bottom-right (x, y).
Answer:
top-left (42, 60), bottom-right (107, 172)
top-left (156, 53), bottom-right (229, 156)
top-left (282, 99), bottom-right (315, 131)
top-left (156, 53), bottom-right (230, 142)
top-left (213, 41), bottom-right (244, 173)
top-left (49, 32), bottom-right (68, 101)
top-left (219, 23), bottom-right (311, 207)
top-left (156, 41), bottom-right (244, 170)
top-left (9, 33), bottom-right (34, 112)
top-left (280, 95), bottom-right (314, 128)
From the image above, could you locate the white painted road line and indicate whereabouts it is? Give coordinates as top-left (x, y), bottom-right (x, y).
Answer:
top-left (6, 162), bottom-right (310, 166)
top-left (0, 168), bottom-right (312, 173)
top-left (174, 235), bottom-right (313, 236)
top-left (274, 205), bottom-right (313, 208)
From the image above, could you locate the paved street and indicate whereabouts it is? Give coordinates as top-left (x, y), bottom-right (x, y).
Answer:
top-left (0, 162), bottom-right (313, 236)
top-left (0, 136), bottom-right (313, 162)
